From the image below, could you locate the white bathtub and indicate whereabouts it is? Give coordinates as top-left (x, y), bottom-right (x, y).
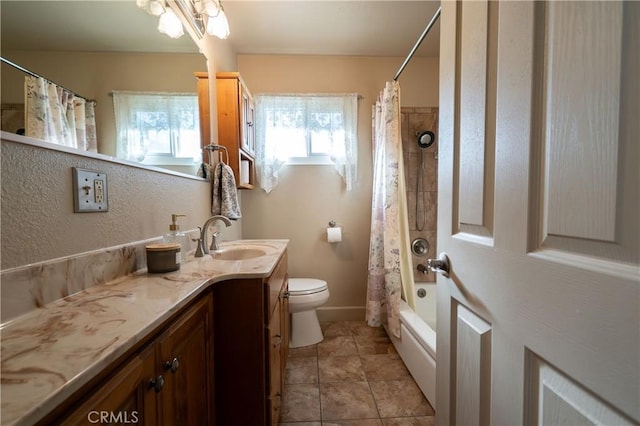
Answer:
top-left (386, 282), bottom-right (437, 408)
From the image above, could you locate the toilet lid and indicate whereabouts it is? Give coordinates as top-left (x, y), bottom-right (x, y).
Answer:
top-left (288, 278), bottom-right (327, 295)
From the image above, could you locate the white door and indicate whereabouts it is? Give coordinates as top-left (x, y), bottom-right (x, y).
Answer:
top-left (436, 1), bottom-right (639, 425)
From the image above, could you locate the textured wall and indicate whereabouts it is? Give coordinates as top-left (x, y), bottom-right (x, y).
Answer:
top-left (0, 137), bottom-right (218, 270)
top-left (238, 55), bottom-right (439, 319)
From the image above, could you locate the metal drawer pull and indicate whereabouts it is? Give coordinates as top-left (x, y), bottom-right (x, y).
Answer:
top-left (164, 357), bottom-right (180, 373)
top-left (149, 375), bottom-right (165, 393)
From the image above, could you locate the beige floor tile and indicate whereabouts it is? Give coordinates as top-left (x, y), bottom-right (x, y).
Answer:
top-left (382, 417), bottom-right (436, 426)
top-left (348, 321), bottom-right (388, 337)
top-left (360, 354), bottom-right (411, 381)
top-left (322, 321), bottom-right (353, 336)
top-left (318, 355), bottom-right (366, 382)
top-left (285, 356), bottom-right (318, 384)
top-left (281, 322), bottom-right (436, 425)
top-left (289, 344), bottom-right (318, 358)
top-left (317, 335), bottom-right (358, 357)
top-left (320, 382), bottom-right (379, 420)
top-left (354, 335), bottom-right (397, 355)
top-left (280, 383), bottom-right (321, 422)
top-left (369, 380), bottom-right (434, 418)
top-left (279, 423), bottom-right (322, 426)
top-left (323, 419), bottom-right (384, 426)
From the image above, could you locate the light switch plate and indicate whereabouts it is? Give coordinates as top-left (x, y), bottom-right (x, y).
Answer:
top-left (73, 168), bottom-right (109, 213)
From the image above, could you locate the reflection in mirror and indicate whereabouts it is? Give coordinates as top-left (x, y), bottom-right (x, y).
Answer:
top-left (0, 1), bottom-right (208, 176)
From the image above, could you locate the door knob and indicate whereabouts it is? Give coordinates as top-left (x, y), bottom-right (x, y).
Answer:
top-left (427, 253), bottom-right (450, 278)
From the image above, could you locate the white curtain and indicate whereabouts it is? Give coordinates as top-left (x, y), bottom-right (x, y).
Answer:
top-left (24, 76), bottom-right (97, 151)
top-left (255, 94), bottom-right (358, 193)
top-left (366, 81), bottom-right (415, 338)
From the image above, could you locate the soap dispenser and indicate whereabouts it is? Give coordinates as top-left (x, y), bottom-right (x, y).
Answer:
top-left (163, 214), bottom-right (187, 263)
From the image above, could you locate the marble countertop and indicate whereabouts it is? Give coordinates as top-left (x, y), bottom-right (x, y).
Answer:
top-left (0, 239), bottom-right (288, 426)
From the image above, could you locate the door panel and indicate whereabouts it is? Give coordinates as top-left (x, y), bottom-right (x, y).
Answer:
top-left (530, 1), bottom-right (639, 266)
top-left (526, 352), bottom-right (634, 426)
top-left (454, 304), bottom-right (492, 426)
top-left (456, 0), bottom-right (498, 241)
top-left (542, 2), bottom-right (621, 243)
top-left (437, 1), bottom-right (639, 425)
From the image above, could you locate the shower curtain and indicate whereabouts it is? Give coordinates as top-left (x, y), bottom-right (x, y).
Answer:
top-left (366, 81), bottom-right (415, 338)
top-left (24, 76), bottom-right (97, 151)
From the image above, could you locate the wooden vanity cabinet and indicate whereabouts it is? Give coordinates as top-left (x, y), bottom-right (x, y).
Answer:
top-left (58, 345), bottom-right (158, 425)
top-left (195, 71), bottom-right (256, 189)
top-left (156, 294), bottom-right (214, 424)
top-left (213, 251), bottom-right (289, 426)
top-left (52, 293), bottom-right (214, 426)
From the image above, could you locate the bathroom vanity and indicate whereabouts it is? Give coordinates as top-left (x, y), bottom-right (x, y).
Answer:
top-left (213, 250), bottom-right (289, 425)
top-left (0, 239), bottom-right (288, 426)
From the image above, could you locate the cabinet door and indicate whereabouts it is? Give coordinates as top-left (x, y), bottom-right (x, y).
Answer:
top-left (60, 345), bottom-right (157, 425)
top-left (268, 300), bottom-right (282, 426)
top-left (195, 72), bottom-right (211, 161)
top-left (240, 84), bottom-right (256, 156)
top-left (280, 278), bottom-right (290, 376)
top-left (157, 295), bottom-right (214, 426)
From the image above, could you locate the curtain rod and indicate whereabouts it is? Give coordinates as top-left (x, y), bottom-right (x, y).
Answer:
top-left (1, 56), bottom-right (93, 102)
top-left (393, 6), bottom-right (441, 81)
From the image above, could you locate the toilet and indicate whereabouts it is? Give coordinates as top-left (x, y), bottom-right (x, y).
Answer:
top-left (288, 278), bottom-right (330, 348)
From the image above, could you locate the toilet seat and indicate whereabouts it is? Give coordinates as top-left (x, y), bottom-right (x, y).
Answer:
top-left (288, 278), bottom-right (327, 296)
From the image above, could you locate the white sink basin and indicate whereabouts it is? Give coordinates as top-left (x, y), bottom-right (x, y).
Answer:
top-left (211, 247), bottom-right (267, 261)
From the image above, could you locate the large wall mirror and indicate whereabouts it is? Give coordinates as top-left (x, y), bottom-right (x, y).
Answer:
top-left (1, 1), bottom-right (208, 177)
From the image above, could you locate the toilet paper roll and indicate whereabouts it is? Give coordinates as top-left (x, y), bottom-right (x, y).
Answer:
top-left (240, 160), bottom-right (250, 184)
top-left (327, 227), bottom-right (342, 243)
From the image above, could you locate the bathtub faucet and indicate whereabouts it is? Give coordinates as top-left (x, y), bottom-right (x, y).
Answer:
top-left (417, 263), bottom-right (429, 274)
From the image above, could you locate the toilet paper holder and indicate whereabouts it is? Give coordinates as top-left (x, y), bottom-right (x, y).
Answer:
top-left (328, 220), bottom-right (337, 227)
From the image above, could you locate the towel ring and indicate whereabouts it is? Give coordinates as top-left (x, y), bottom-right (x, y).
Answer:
top-left (203, 144), bottom-right (229, 165)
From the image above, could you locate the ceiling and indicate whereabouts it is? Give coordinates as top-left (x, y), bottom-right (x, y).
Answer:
top-left (1, 0), bottom-right (440, 58)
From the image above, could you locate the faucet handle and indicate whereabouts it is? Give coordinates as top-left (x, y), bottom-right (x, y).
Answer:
top-left (193, 227), bottom-right (206, 257)
top-left (210, 231), bottom-right (222, 252)
top-left (192, 238), bottom-right (206, 257)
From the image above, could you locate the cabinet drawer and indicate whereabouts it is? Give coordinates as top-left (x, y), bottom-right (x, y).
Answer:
top-left (267, 252), bottom-right (288, 319)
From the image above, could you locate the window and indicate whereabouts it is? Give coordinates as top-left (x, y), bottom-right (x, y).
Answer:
top-left (255, 94), bottom-right (358, 193)
top-left (113, 92), bottom-right (200, 165)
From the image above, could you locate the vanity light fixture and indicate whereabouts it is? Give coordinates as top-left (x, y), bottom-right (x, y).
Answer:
top-left (199, 0), bottom-right (230, 39)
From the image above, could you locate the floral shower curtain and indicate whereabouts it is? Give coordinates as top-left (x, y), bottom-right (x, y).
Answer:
top-left (366, 81), bottom-right (415, 338)
top-left (24, 76), bottom-right (97, 151)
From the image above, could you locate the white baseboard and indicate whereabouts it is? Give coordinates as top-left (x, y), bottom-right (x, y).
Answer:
top-left (317, 306), bottom-right (366, 322)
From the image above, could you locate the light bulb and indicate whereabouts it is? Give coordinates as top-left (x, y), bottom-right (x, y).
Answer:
top-left (206, 8), bottom-right (230, 39)
top-left (202, 0), bottom-right (220, 16)
top-left (158, 9), bottom-right (184, 39)
top-left (148, 0), bottom-right (165, 16)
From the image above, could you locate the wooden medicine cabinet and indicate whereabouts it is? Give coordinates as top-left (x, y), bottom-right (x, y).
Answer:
top-left (195, 71), bottom-right (256, 189)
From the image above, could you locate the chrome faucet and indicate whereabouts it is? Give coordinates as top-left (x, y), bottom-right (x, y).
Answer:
top-left (200, 215), bottom-right (232, 254)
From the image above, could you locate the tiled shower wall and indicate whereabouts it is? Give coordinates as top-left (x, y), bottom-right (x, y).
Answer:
top-left (402, 107), bottom-right (438, 283)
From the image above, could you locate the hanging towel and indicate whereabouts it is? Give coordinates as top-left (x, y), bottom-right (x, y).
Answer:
top-left (212, 162), bottom-right (242, 219)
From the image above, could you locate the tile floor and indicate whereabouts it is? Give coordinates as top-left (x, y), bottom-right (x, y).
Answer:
top-left (279, 321), bottom-right (435, 426)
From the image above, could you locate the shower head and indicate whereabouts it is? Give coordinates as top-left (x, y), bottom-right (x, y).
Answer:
top-left (416, 130), bottom-right (435, 148)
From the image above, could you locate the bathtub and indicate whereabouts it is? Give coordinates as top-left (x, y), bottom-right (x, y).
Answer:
top-left (386, 282), bottom-right (437, 408)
